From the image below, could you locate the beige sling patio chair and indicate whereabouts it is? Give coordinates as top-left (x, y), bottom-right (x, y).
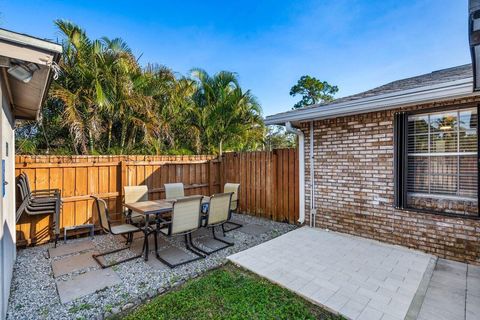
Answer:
top-left (92, 196), bottom-right (147, 268)
top-left (124, 185), bottom-right (149, 224)
top-left (156, 196), bottom-right (205, 268)
top-left (223, 183), bottom-right (242, 232)
top-left (191, 192), bottom-right (234, 255)
top-left (164, 182), bottom-right (184, 200)
top-left (16, 173), bottom-right (62, 247)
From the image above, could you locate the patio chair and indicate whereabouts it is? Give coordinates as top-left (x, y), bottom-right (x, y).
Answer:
top-left (124, 185), bottom-right (151, 225)
top-left (16, 174), bottom-right (62, 247)
top-left (92, 196), bottom-right (147, 268)
top-left (191, 192), bottom-right (234, 255)
top-left (18, 173), bottom-right (60, 203)
top-left (17, 179), bottom-right (57, 208)
top-left (156, 196), bottom-right (205, 268)
top-left (223, 183), bottom-right (242, 232)
top-left (164, 182), bottom-right (184, 200)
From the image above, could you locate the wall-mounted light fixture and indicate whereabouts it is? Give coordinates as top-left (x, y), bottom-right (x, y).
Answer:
top-left (7, 63), bottom-right (39, 83)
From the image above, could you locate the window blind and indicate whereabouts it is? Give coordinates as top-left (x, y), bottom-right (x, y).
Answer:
top-left (406, 108), bottom-right (478, 200)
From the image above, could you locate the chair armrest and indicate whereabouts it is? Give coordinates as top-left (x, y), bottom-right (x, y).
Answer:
top-left (124, 208), bottom-right (132, 221)
top-left (31, 189), bottom-right (60, 196)
top-left (30, 197), bottom-right (58, 203)
top-left (25, 205), bottom-right (56, 215)
top-left (27, 202), bottom-right (56, 210)
top-left (157, 217), bottom-right (171, 226)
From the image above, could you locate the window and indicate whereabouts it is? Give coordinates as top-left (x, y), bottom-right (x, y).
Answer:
top-left (394, 106), bottom-right (478, 217)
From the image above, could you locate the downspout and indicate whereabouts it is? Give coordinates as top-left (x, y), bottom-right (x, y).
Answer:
top-left (309, 121), bottom-right (316, 227)
top-left (285, 122), bottom-right (305, 224)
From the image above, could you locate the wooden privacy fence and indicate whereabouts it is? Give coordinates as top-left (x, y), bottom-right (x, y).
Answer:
top-left (15, 150), bottom-right (298, 246)
top-left (15, 155), bottom-right (220, 246)
top-left (221, 149), bottom-right (299, 224)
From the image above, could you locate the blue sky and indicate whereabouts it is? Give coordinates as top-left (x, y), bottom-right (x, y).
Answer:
top-left (0, 0), bottom-right (471, 116)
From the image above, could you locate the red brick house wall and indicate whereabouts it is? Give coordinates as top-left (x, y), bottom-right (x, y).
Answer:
top-left (302, 96), bottom-right (480, 264)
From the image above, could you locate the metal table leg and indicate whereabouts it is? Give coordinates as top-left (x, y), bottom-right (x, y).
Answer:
top-left (143, 213), bottom-right (150, 261)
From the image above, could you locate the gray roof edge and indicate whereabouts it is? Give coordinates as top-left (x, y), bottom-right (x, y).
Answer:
top-left (265, 77), bottom-right (475, 125)
top-left (0, 28), bottom-right (63, 54)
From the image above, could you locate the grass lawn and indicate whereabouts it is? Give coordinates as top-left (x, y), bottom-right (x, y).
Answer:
top-left (122, 263), bottom-right (343, 320)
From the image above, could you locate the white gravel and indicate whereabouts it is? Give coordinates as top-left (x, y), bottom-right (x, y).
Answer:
top-left (7, 214), bottom-right (295, 320)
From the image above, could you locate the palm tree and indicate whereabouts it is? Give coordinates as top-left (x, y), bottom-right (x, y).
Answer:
top-left (23, 21), bottom-right (266, 156)
top-left (51, 20), bottom-right (110, 154)
top-left (52, 21), bottom-right (156, 154)
top-left (190, 69), bottom-right (263, 156)
top-left (98, 36), bottom-right (154, 154)
top-left (139, 64), bottom-right (184, 153)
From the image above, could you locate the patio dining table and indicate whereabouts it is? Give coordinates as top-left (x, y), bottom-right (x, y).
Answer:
top-left (124, 196), bottom-right (210, 261)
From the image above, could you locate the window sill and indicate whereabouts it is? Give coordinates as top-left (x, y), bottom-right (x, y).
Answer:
top-left (394, 205), bottom-right (480, 220)
top-left (408, 192), bottom-right (478, 203)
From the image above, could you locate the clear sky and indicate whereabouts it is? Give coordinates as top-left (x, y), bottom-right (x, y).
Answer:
top-left (0, 0), bottom-right (471, 116)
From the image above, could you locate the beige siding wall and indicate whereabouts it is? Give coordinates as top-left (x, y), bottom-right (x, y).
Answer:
top-left (1, 78), bottom-right (16, 320)
top-left (302, 96), bottom-right (480, 264)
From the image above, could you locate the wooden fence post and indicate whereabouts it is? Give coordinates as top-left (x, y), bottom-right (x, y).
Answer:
top-left (117, 160), bottom-right (127, 215)
top-left (272, 150), bottom-right (278, 221)
top-left (208, 159), bottom-right (214, 195)
top-left (219, 155), bottom-right (224, 192)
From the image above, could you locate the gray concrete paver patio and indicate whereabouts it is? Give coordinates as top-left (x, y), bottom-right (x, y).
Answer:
top-left (467, 264), bottom-right (480, 320)
top-left (417, 259), bottom-right (480, 320)
top-left (228, 227), bottom-right (436, 320)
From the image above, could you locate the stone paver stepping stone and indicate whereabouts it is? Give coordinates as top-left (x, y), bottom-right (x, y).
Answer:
top-left (237, 224), bottom-right (268, 235)
top-left (153, 247), bottom-right (197, 267)
top-left (224, 220), bottom-right (243, 232)
top-left (130, 236), bottom-right (168, 253)
top-left (48, 240), bottom-right (95, 258)
top-left (193, 227), bottom-right (211, 237)
top-left (145, 256), bottom-right (168, 270)
top-left (56, 268), bottom-right (121, 304)
top-left (52, 251), bottom-right (98, 277)
top-left (195, 237), bottom-right (233, 252)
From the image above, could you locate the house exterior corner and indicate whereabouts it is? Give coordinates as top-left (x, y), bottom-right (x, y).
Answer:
top-left (301, 95), bottom-right (480, 264)
top-left (0, 76), bottom-right (16, 320)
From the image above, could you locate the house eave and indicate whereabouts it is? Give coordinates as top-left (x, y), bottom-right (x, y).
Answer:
top-left (265, 77), bottom-right (477, 125)
top-left (0, 28), bottom-right (62, 121)
top-left (0, 28), bottom-right (62, 54)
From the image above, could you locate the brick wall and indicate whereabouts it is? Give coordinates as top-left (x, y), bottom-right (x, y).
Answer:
top-left (302, 96), bottom-right (480, 264)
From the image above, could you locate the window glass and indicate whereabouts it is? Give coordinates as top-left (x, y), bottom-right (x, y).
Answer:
top-left (407, 108), bottom-right (477, 200)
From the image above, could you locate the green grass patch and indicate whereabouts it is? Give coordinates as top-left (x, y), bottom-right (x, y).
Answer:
top-left (122, 264), bottom-right (343, 320)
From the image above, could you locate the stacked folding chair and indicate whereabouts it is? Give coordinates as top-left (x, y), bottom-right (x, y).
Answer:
top-left (16, 173), bottom-right (62, 247)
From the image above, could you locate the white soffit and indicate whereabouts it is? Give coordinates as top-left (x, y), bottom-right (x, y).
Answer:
top-left (0, 28), bottom-right (62, 120)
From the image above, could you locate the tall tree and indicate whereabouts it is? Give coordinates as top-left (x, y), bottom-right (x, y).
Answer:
top-left (264, 126), bottom-right (295, 150)
top-left (190, 69), bottom-right (264, 156)
top-left (290, 75), bottom-right (338, 109)
top-left (50, 20), bottom-right (105, 154)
